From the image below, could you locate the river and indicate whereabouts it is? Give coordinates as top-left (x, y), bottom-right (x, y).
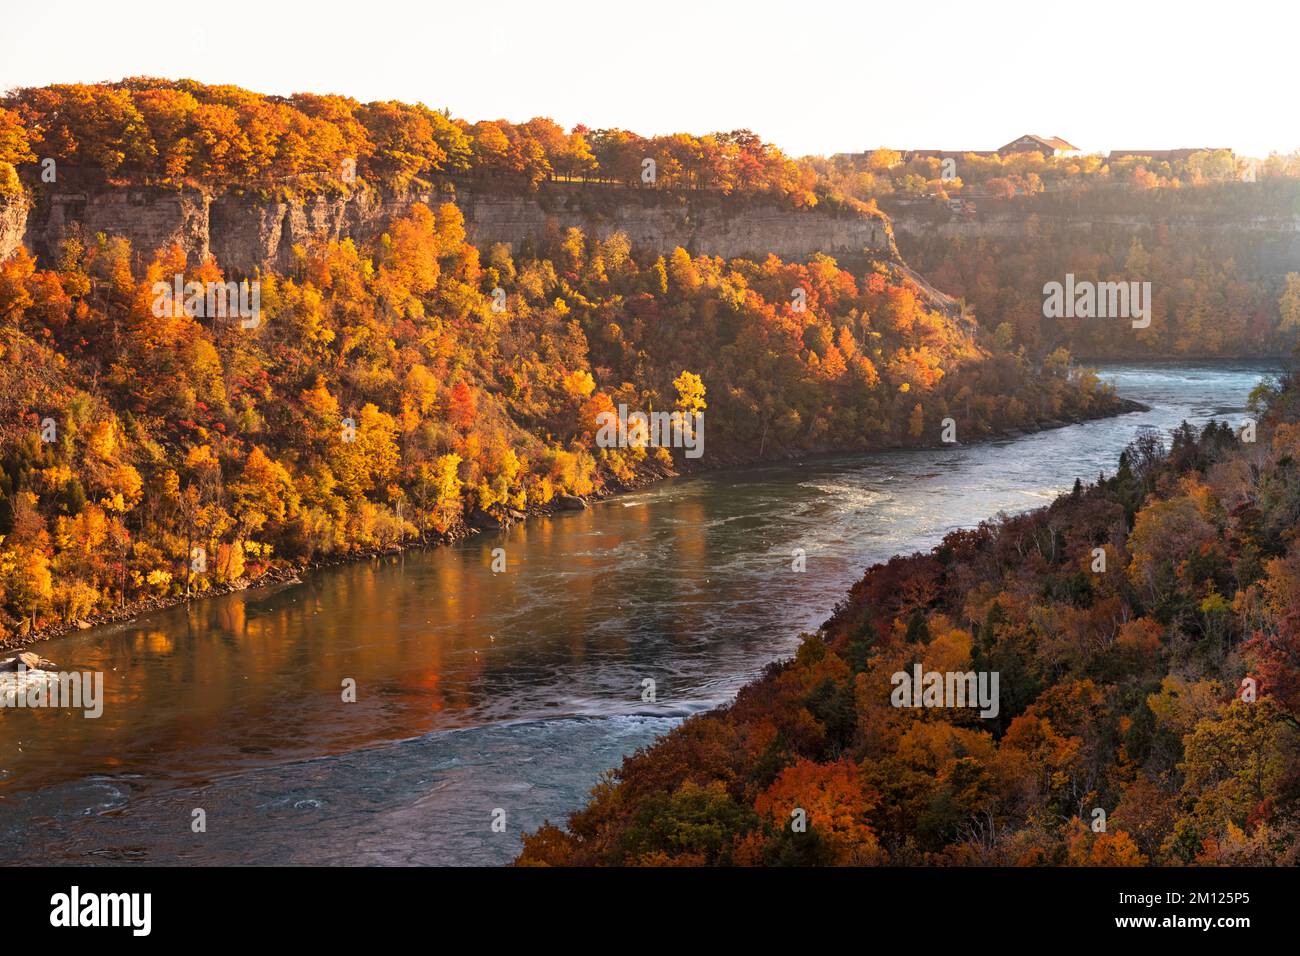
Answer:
top-left (0, 361), bottom-right (1277, 865)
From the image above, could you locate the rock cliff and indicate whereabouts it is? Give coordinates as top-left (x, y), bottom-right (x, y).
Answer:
top-left (883, 196), bottom-right (1300, 275)
top-left (2, 177), bottom-right (898, 275)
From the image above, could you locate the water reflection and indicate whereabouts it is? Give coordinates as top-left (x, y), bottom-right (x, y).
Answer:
top-left (0, 362), bottom-right (1277, 864)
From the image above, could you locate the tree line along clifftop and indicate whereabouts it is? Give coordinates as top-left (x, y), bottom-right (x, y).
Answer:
top-left (0, 79), bottom-right (895, 272)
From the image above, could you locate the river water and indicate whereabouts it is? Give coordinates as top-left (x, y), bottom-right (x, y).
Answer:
top-left (0, 362), bottom-right (1277, 865)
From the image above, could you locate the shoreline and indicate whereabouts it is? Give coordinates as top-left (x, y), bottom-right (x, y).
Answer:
top-left (1, 396), bottom-right (1146, 656)
top-left (1072, 354), bottom-right (1290, 364)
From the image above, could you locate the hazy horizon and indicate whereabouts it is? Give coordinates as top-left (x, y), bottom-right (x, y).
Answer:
top-left (3, 0), bottom-right (1294, 160)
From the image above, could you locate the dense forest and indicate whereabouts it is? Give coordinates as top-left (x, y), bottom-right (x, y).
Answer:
top-left (6, 83), bottom-right (1296, 205)
top-left (0, 187), bottom-right (1120, 640)
top-left (905, 219), bottom-right (1298, 358)
top-left (892, 179), bottom-right (1300, 358)
top-left (13, 81), bottom-right (1290, 213)
top-left (818, 150), bottom-right (1300, 358)
top-left (5, 81), bottom-right (1298, 366)
top-left (0, 79), bottom-right (831, 207)
top-left (518, 375), bottom-right (1300, 866)
top-left (814, 147), bottom-right (1300, 201)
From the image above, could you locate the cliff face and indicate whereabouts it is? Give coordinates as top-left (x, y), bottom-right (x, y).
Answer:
top-left (3, 180), bottom-right (897, 274)
top-left (0, 194), bottom-right (27, 262)
top-left (883, 198), bottom-right (1300, 275)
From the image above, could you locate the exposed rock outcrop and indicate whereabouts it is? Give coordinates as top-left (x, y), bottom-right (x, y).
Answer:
top-left (7, 176), bottom-right (898, 275)
top-left (0, 193), bottom-right (28, 262)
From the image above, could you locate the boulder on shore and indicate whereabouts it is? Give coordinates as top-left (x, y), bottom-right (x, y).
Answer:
top-left (0, 651), bottom-right (56, 671)
top-left (555, 494), bottom-right (587, 511)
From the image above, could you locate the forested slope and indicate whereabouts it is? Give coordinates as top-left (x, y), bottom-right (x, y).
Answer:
top-left (0, 185), bottom-right (1120, 642)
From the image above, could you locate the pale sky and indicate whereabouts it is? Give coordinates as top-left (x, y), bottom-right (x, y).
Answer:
top-left (3, 0), bottom-right (1295, 159)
